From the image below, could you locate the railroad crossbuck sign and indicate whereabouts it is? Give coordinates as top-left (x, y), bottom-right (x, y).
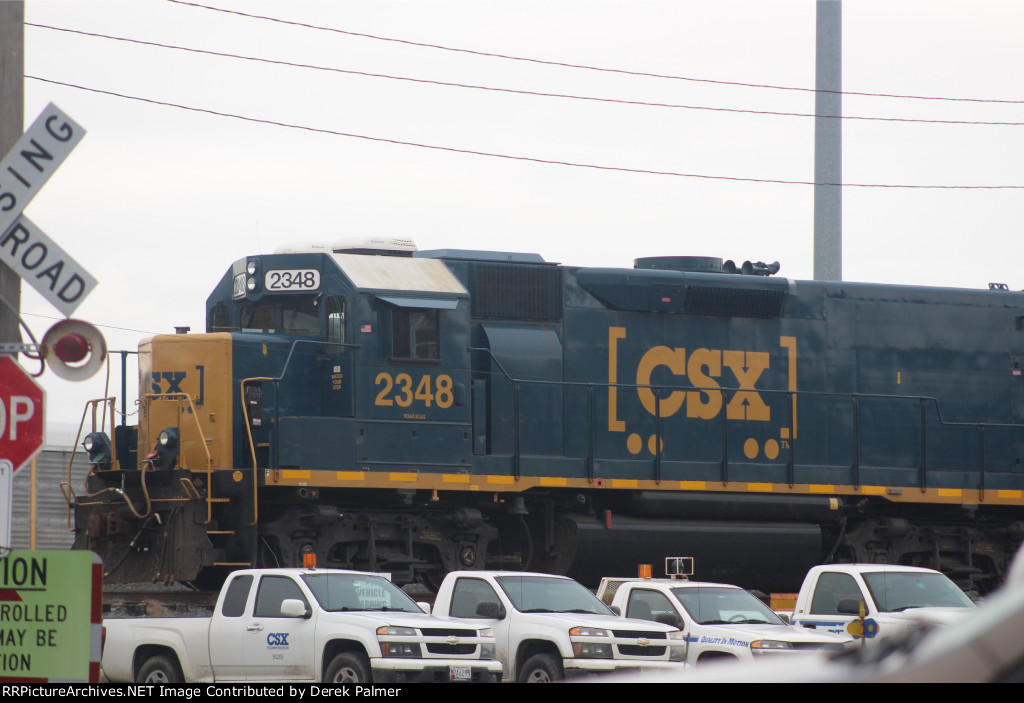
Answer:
top-left (0, 103), bottom-right (95, 317)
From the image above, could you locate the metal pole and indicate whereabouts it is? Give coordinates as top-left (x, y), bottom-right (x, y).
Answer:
top-left (0, 3), bottom-right (25, 344)
top-left (813, 0), bottom-right (842, 281)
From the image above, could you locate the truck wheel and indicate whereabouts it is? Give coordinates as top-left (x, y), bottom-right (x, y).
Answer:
top-left (137, 654), bottom-right (183, 683)
top-left (325, 652), bottom-right (371, 683)
top-left (518, 654), bottom-right (563, 683)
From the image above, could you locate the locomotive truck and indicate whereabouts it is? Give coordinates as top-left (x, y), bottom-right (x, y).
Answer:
top-left (66, 238), bottom-right (1024, 594)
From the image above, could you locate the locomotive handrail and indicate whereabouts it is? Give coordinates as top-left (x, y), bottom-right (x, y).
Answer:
top-left (240, 376), bottom-right (274, 527)
top-left (64, 397), bottom-right (119, 528)
top-left (465, 353), bottom-right (1023, 492)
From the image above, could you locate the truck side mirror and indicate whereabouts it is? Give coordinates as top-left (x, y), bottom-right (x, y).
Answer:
top-left (836, 598), bottom-right (862, 615)
top-left (655, 612), bottom-right (683, 629)
top-left (609, 606), bottom-right (621, 616)
top-left (281, 598), bottom-right (311, 618)
top-left (476, 601), bottom-right (506, 619)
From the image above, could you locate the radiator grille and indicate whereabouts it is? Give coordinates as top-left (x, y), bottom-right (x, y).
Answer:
top-left (470, 263), bottom-right (562, 320)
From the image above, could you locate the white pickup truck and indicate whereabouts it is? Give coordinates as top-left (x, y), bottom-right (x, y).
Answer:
top-left (786, 563), bottom-right (976, 640)
top-left (101, 567), bottom-right (503, 683)
top-left (431, 570), bottom-right (687, 682)
top-left (597, 567), bottom-right (849, 663)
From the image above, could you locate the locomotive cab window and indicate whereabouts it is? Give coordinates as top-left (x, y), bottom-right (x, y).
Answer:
top-left (282, 298), bottom-right (319, 335)
top-left (209, 303), bottom-right (233, 332)
top-left (392, 308), bottom-right (439, 360)
top-left (326, 296), bottom-right (346, 345)
top-left (240, 303), bottom-right (276, 333)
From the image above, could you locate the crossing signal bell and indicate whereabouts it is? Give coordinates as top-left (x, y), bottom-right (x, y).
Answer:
top-left (40, 319), bottom-right (106, 381)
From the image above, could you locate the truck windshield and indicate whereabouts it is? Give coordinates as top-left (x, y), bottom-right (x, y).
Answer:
top-left (671, 587), bottom-right (786, 625)
top-left (495, 575), bottom-right (614, 615)
top-left (302, 573), bottom-right (422, 613)
top-left (862, 572), bottom-right (975, 612)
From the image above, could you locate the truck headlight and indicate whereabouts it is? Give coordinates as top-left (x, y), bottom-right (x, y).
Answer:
top-left (377, 626), bottom-right (421, 658)
top-left (668, 630), bottom-right (687, 661)
top-left (750, 640), bottom-right (793, 653)
top-left (569, 627), bottom-right (609, 637)
top-left (478, 628), bottom-right (496, 659)
top-left (569, 626), bottom-right (612, 658)
top-left (572, 642), bottom-right (613, 658)
top-left (380, 642), bottom-right (422, 658)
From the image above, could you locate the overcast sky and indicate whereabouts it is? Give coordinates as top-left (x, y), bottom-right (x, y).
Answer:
top-left (12, 0), bottom-right (1024, 437)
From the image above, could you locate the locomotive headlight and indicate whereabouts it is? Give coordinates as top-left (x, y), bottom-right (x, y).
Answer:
top-left (82, 432), bottom-right (112, 470)
top-left (246, 259), bottom-right (258, 275)
top-left (158, 429), bottom-right (178, 448)
top-left (246, 277), bottom-right (257, 291)
top-left (147, 427), bottom-right (180, 470)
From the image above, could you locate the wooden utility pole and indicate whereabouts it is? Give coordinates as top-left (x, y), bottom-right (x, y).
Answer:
top-left (0, 2), bottom-right (25, 343)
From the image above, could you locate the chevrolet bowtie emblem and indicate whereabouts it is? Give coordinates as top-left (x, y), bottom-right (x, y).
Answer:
top-left (638, 638), bottom-right (650, 646)
top-left (446, 636), bottom-right (461, 644)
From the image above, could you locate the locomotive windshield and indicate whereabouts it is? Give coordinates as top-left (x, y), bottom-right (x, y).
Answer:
top-left (235, 298), bottom-right (320, 335)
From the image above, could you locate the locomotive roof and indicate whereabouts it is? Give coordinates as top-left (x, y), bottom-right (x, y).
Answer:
top-left (331, 253), bottom-right (468, 296)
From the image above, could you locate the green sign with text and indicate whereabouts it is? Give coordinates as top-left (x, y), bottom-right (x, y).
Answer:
top-left (0, 550), bottom-right (100, 682)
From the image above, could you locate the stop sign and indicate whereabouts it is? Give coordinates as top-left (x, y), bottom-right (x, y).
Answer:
top-left (0, 356), bottom-right (45, 471)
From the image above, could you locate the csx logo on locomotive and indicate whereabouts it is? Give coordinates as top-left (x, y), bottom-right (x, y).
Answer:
top-left (607, 328), bottom-right (798, 459)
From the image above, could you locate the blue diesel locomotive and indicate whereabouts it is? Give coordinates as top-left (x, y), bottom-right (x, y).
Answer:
top-left (72, 238), bottom-right (1024, 593)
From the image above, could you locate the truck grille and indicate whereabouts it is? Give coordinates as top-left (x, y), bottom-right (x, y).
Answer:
top-left (618, 645), bottom-right (667, 656)
top-left (426, 643), bottom-right (478, 655)
top-left (420, 628), bottom-right (478, 637)
top-left (611, 630), bottom-right (667, 639)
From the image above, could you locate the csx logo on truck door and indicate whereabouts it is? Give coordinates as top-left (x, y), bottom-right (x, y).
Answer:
top-left (607, 328), bottom-right (798, 459)
top-left (266, 633), bottom-right (290, 646)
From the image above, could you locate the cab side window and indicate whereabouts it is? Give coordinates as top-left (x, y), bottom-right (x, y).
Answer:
top-left (392, 309), bottom-right (439, 360)
top-left (327, 296), bottom-right (346, 345)
top-left (450, 578), bottom-right (500, 618)
top-left (809, 572), bottom-right (864, 615)
top-left (209, 303), bottom-right (233, 332)
top-left (254, 576), bottom-right (309, 617)
top-left (221, 574), bottom-right (254, 617)
top-left (626, 588), bottom-right (678, 626)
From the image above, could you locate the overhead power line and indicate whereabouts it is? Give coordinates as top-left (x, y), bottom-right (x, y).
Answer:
top-left (26, 75), bottom-right (1024, 189)
top-left (167, 0), bottom-right (1024, 105)
top-left (27, 23), bottom-right (1024, 127)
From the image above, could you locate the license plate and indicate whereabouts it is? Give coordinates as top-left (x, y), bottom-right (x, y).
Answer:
top-left (449, 664), bottom-right (472, 681)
